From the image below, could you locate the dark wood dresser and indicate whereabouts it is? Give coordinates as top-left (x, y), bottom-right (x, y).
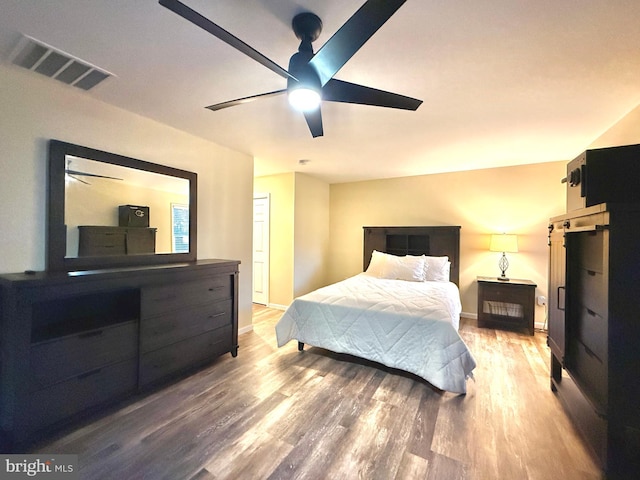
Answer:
top-left (78, 225), bottom-right (157, 256)
top-left (548, 204), bottom-right (640, 477)
top-left (0, 259), bottom-right (239, 451)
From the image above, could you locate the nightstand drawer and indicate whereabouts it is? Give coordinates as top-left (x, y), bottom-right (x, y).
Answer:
top-left (480, 283), bottom-right (531, 303)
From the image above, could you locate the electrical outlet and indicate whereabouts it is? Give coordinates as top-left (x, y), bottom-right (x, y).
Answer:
top-left (537, 295), bottom-right (547, 306)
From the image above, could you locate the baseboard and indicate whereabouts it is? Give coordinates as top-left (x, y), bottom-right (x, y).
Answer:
top-left (238, 324), bottom-right (254, 335)
top-left (268, 303), bottom-right (288, 311)
top-left (461, 312), bottom-right (547, 333)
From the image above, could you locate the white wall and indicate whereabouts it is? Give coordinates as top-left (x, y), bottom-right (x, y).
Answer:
top-left (0, 66), bottom-right (254, 330)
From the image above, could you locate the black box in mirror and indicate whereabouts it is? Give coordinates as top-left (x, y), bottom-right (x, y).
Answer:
top-left (119, 205), bottom-right (149, 227)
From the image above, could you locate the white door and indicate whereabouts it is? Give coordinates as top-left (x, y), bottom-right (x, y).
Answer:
top-left (252, 193), bottom-right (270, 305)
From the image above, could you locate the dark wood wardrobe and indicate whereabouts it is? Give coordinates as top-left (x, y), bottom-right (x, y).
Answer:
top-left (548, 203), bottom-right (640, 477)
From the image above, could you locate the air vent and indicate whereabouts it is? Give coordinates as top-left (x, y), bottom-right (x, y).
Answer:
top-left (10, 35), bottom-right (113, 90)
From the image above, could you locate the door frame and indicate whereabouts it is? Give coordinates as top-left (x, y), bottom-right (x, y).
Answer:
top-left (252, 192), bottom-right (270, 305)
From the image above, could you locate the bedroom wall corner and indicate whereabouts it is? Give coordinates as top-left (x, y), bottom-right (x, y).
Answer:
top-left (293, 173), bottom-right (330, 298)
top-left (588, 102), bottom-right (640, 148)
top-left (254, 172), bottom-right (330, 307)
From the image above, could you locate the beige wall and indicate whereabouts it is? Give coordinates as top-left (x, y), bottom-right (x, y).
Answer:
top-left (293, 173), bottom-right (330, 298)
top-left (329, 162), bottom-right (567, 325)
top-left (254, 173), bottom-right (295, 307)
top-left (254, 172), bottom-right (330, 307)
top-left (0, 66), bottom-right (254, 331)
top-left (588, 102), bottom-right (640, 148)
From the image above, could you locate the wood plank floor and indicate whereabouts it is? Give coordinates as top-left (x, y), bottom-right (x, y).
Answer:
top-left (30, 305), bottom-right (603, 480)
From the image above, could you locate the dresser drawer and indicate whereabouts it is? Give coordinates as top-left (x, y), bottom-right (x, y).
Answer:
top-left (141, 276), bottom-right (232, 317)
top-left (139, 326), bottom-right (232, 387)
top-left (25, 359), bottom-right (137, 432)
top-left (78, 227), bottom-right (126, 256)
top-left (571, 339), bottom-right (608, 412)
top-left (576, 268), bottom-right (607, 318)
top-left (575, 306), bottom-right (607, 362)
top-left (140, 298), bottom-right (232, 353)
top-left (574, 230), bottom-right (604, 273)
top-left (29, 321), bottom-right (138, 391)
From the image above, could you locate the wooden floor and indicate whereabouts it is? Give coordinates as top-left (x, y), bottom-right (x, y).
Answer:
top-left (31, 305), bottom-right (602, 480)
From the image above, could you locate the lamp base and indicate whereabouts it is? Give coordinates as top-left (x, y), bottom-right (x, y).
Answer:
top-left (497, 253), bottom-right (510, 282)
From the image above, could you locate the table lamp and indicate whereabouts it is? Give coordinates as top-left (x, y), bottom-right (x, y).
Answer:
top-left (489, 233), bottom-right (518, 281)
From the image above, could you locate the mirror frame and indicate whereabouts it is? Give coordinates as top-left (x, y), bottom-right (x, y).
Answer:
top-left (47, 139), bottom-right (197, 272)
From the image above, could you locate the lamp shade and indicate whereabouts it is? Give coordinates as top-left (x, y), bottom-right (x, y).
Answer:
top-left (489, 234), bottom-right (518, 253)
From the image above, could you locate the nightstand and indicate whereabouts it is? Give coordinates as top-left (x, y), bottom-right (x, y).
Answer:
top-left (477, 276), bottom-right (537, 335)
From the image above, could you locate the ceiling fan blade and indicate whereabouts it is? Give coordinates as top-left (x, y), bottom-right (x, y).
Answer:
top-left (65, 169), bottom-right (123, 181)
top-left (304, 108), bottom-right (324, 138)
top-left (322, 79), bottom-right (422, 110)
top-left (67, 174), bottom-right (91, 185)
top-left (159, 0), bottom-right (296, 81)
top-left (206, 89), bottom-right (287, 111)
top-left (309, 0), bottom-right (406, 86)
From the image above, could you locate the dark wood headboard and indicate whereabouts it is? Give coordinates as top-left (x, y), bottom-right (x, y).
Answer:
top-left (363, 226), bottom-right (461, 285)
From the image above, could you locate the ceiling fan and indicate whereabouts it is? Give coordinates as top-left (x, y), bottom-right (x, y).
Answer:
top-left (65, 159), bottom-right (123, 184)
top-left (159, 0), bottom-right (422, 137)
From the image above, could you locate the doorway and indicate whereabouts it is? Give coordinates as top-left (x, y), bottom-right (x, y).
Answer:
top-left (252, 193), bottom-right (270, 305)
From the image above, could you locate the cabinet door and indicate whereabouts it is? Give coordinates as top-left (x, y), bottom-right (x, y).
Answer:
top-left (548, 229), bottom-right (566, 361)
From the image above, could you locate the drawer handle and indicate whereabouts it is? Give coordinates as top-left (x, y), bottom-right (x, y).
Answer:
top-left (583, 345), bottom-right (598, 359)
top-left (78, 330), bottom-right (104, 339)
top-left (208, 286), bottom-right (225, 292)
top-left (152, 360), bottom-right (172, 369)
top-left (586, 308), bottom-right (596, 317)
top-left (557, 286), bottom-right (565, 311)
top-left (208, 312), bottom-right (226, 319)
top-left (77, 368), bottom-right (102, 380)
top-left (587, 270), bottom-right (596, 276)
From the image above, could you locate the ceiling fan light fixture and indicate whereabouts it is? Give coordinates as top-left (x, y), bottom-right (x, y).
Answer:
top-left (288, 86), bottom-right (321, 111)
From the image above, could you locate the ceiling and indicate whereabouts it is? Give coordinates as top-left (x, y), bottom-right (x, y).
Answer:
top-left (1, 0), bottom-right (640, 184)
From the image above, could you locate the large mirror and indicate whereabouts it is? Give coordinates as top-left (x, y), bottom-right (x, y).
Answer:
top-left (47, 140), bottom-right (197, 272)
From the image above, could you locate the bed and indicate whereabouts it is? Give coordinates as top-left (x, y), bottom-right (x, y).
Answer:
top-left (275, 226), bottom-right (476, 394)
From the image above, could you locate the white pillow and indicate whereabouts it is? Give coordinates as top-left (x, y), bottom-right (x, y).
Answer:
top-left (423, 256), bottom-right (450, 282)
top-left (366, 250), bottom-right (388, 276)
top-left (380, 254), bottom-right (426, 282)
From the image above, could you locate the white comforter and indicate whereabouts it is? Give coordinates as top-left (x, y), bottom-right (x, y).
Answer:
top-left (275, 273), bottom-right (476, 394)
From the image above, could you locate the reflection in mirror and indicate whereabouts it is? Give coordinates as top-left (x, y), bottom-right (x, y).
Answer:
top-left (47, 140), bottom-right (197, 272)
top-left (64, 156), bottom-right (190, 257)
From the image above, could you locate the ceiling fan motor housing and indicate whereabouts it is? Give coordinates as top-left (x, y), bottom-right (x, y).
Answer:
top-left (292, 12), bottom-right (323, 45)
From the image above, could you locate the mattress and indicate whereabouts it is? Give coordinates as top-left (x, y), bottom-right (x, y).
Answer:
top-left (275, 273), bottom-right (476, 393)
